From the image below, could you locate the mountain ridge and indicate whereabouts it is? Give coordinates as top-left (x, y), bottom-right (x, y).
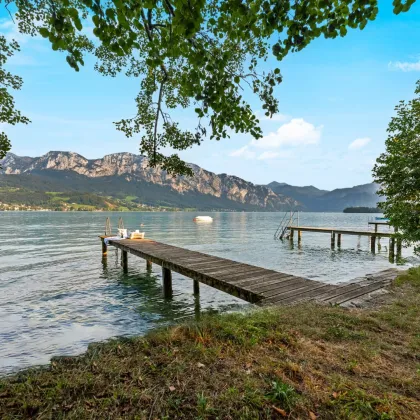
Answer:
top-left (0, 151), bottom-right (297, 211)
top-left (0, 151), bottom-right (382, 212)
top-left (266, 180), bottom-right (383, 212)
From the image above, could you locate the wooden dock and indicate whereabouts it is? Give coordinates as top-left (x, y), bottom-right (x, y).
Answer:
top-left (100, 237), bottom-right (399, 307)
top-left (286, 225), bottom-right (400, 256)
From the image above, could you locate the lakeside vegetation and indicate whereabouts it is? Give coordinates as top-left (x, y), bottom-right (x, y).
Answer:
top-left (343, 207), bottom-right (383, 214)
top-left (0, 187), bottom-right (186, 212)
top-left (1, 267), bottom-right (419, 419)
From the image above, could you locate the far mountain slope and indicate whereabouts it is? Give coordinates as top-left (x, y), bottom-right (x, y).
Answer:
top-left (0, 152), bottom-right (298, 211)
top-left (267, 181), bottom-right (383, 212)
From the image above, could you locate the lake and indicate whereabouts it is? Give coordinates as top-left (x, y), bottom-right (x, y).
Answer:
top-left (1, 211), bottom-right (418, 375)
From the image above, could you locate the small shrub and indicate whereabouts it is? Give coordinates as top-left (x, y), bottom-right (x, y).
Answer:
top-left (266, 379), bottom-right (298, 410)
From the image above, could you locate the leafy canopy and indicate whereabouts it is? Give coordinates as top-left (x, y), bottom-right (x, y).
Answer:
top-left (0, 0), bottom-right (416, 173)
top-left (373, 80), bottom-right (420, 255)
top-left (0, 33), bottom-right (30, 161)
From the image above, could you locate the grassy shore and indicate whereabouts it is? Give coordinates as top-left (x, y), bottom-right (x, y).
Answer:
top-left (1, 268), bottom-right (419, 419)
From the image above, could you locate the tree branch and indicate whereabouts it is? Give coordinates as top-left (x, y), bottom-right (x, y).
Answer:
top-left (140, 9), bottom-right (169, 79)
top-left (4, 1), bottom-right (15, 23)
top-left (153, 79), bottom-right (166, 162)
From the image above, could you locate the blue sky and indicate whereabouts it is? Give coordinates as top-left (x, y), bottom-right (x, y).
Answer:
top-left (1, 2), bottom-right (420, 190)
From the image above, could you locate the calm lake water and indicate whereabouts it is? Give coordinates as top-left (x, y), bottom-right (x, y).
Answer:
top-left (1, 211), bottom-right (418, 374)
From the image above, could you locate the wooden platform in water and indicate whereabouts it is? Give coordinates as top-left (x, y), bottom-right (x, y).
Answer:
top-left (288, 226), bottom-right (393, 237)
top-left (103, 238), bottom-right (399, 307)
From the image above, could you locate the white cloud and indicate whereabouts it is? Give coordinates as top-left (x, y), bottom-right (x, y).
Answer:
top-left (251, 118), bottom-right (322, 149)
top-left (229, 145), bottom-right (256, 160)
top-left (388, 60), bottom-right (420, 72)
top-left (0, 16), bottom-right (49, 66)
top-left (0, 18), bottom-right (30, 44)
top-left (257, 151), bottom-right (292, 160)
top-left (348, 137), bottom-right (371, 150)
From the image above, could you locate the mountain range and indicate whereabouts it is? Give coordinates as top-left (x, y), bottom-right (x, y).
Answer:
top-left (267, 181), bottom-right (384, 212)
top-left (0, 151), bottom-right (382, 212)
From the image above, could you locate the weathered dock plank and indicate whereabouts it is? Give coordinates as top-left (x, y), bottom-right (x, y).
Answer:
top-left (102, 237), bottom-right (400, 307)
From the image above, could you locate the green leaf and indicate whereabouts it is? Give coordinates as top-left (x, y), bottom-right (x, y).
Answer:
top-left (38, 28), bottom-right (50, 38)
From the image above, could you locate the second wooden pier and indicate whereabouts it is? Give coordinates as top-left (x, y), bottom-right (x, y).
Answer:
top-left (286, 225), bottom-right (401, 257)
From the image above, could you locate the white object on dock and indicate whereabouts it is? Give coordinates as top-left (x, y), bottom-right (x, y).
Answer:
top-left (193, 216), bottom-right (213, 223)
top-left (118, 228), bottom-right (128, 238)
top-left (130, 231), bottom-right (145, 239)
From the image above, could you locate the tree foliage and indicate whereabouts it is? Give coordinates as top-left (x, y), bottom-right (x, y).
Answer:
top-left (0, 0), bottom-right (416, 173)
top-left (373, 80), bottom-right (420, 255)
top-left (0, 32), bottom-right (30, 162)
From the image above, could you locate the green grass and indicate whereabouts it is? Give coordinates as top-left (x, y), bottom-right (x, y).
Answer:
top-left (394, 266), bottom-right (420, 287)
top-left (124, 195), bottom-right (138, 202)
top-left (50, 195), bottom-right (70, 202)
top-left (68, 204), bottom-right (97, 210)
top-left (0, 187), bottom-right (20, 192)
top-left (1, 268), bottom-right (419, 419)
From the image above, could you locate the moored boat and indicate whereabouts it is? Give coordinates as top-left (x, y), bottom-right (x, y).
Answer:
top-left (193, 216), bottom-right (213, 223)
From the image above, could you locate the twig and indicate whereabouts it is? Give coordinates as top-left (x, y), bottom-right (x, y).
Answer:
top-left (5, 1), bottom-right (15, 23)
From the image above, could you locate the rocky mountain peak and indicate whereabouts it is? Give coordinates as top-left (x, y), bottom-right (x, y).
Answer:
top-left (0, 151), bottom-right (299, 210)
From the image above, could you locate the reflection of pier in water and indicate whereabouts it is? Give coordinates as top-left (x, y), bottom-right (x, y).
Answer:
top-left (100, 236), bottom-right (400, 308)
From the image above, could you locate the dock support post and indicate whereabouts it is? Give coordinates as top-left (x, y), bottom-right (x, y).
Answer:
top-left (194, 293), bottom-right (201, 320)
top-left (290, 229), bottom-right (294, 242)
top-left (101, 239), bottom-right (107, 256)
top-left (193, 280), bottom-right (200, 295)
top-left (122, 250), bottom-right (128, 271)
top-left (162, 267), bottom-right (173, 298)
top-left (331, 231), bottom-right (335, 248)
top-left (389, 237), bottom-right (395, 262)
top-left (370, 236), bottom-right (376, 253)
top-left (396, 238), bottom-right (402, 260)
top-left (146, 260), bottom-right (153, 271)
top-left (337, 233), bottom-right (341, 247)
top-left (298, 230), bottom-right (302, 243)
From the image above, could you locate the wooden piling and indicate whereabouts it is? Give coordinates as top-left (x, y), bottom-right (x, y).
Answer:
top-left (337, 233), bottom-right (342, 247)
top-left (331, 231), bottom-right (335, 248)
top-left (290, 229), bottom-right (294, 241)
top-left (101, 239), bottom-right (108, 256)
top-left (122, 250), bottom-right (128, 271)
top-left (162, 267), bottom-right (173, 298)
top-left (194, 294), bottom-right (201, 320)
top-left (298, 230), bottom-right (302, 242)
top-left (193, 279), bottom-right (200, 295)
top-left (146, 260), bottom-right (153, 271)
top-left (370, 236), bottom-right (376, 253)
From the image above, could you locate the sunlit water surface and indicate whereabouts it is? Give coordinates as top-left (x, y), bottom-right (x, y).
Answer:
top-left (1, 211), bottom-right (418, 374)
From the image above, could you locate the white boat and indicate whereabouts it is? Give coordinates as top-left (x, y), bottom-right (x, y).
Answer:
top-left (193, 216), bottom-right (213, 223)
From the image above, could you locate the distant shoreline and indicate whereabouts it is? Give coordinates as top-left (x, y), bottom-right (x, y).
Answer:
top-left (343, 206), bottom-right (382, 214)
top-left (1, 209), bottom-right (385, 213)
